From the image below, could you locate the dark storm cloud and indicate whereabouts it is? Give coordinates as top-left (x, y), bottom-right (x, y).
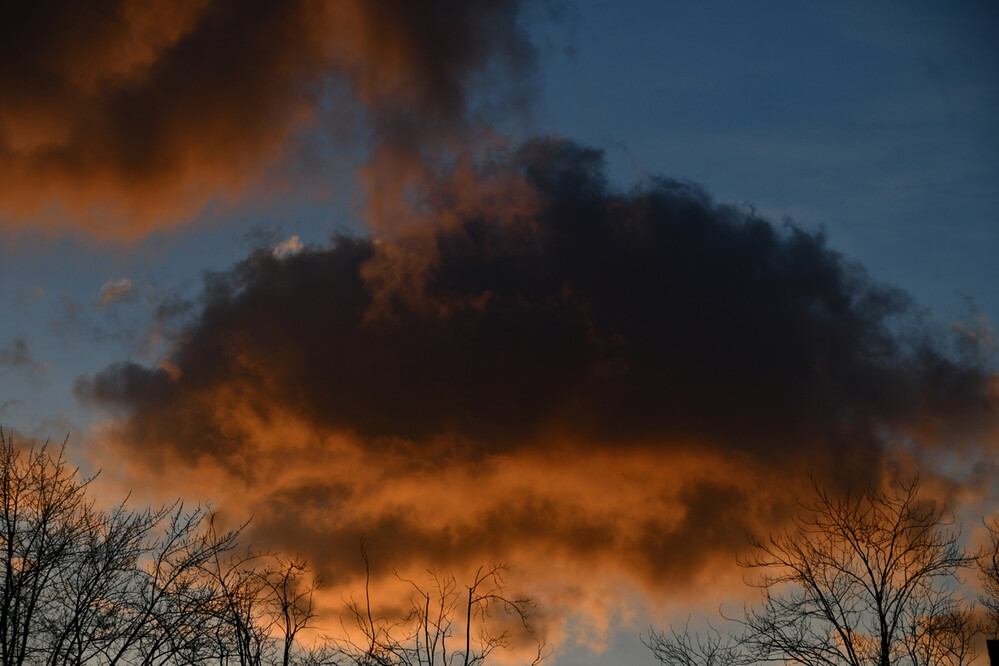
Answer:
top-left (77, 138), bottom-right (997, 596)
top-left (0, 0), bottom-right (533, 237)
top-left (79, 138), bottom-right (996, 467)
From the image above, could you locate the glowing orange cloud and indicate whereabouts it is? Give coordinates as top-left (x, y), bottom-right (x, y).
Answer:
top-left (0, 0), bottom-right (533, 239)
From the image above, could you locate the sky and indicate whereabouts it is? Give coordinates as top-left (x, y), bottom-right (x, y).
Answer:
top-left (1, 1), bottom-right (998, 663)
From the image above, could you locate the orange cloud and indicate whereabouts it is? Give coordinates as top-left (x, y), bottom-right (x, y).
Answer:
top-left (83, 404), bottom-right (810, 654)
top-left (0, 0), bottom-right (533, 239)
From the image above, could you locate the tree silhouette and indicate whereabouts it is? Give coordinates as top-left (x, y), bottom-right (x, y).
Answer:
top-left (0, 429), bottom-right (322, 666)
top-left (980, 518), bottom-right (999, 639)
top-left (648, 478), bottom-right (978, 666)
top-left (0, 428), bottom-right (538, 666)
top-left (330, 545), bottom-right (546, 666)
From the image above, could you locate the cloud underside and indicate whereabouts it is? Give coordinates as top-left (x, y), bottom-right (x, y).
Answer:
top-left (0, 0), bottom-right (531, 237)
top-left (78, 140), bottom-right (998, 633)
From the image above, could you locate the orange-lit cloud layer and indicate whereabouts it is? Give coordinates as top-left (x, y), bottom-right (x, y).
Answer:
top-left (77, 139), bottom-right (999, 643)
top-left (0, 0), bottom-right (532, 238)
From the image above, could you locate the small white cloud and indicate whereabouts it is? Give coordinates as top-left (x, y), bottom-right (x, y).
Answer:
top-left (272, 235), bottom-right (304, 259)
top-left (98, 278), bottom-right (137, 309)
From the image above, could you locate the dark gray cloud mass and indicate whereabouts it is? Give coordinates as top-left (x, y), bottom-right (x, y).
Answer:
top-left (78, 138), bottom-right (996, 482)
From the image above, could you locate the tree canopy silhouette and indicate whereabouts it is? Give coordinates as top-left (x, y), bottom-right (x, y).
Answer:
top-left (0, 429), bottom-right (542, 666)
top-left (648, 478), bottom-right (978, 666)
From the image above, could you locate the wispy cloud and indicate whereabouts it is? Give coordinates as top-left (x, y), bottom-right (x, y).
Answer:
top-left (272, 235), bottom-right (304, 259)
top-left (0, 398), bottom-right (24, 416)
top-left (98, 278), bottom-right (138, 310)
top-left (14, 286), bottom-right (45, 311)
top-left (0, 337), bottom-right (48, 385)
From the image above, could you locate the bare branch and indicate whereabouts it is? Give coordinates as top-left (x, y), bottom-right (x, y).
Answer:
top-left (649, 478), bottom-right (977, 666)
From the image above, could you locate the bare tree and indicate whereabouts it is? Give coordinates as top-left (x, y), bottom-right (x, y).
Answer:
top-left (43, 500), bottom-right (167, 666)
top-left (0, 430), bottom-right (254, 666)
top-left (266, 557), bottom-right (319, 666)
top-left (332, 546), bottom-right (546, 666)
top-left (645, 620), bottom-right (749, 666)
top-left (200, 542), bottom-right (320, 666)
top-left (980, 519), bottom-right (999, 639)
top-left (0, 430), bottom-right (92, 666)
top-left (0, 428), bottom-right (536, 666)
top-left (649, 478), bottom-right (977, 666)
top-left (120, 505), bottom-right (244, 666)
